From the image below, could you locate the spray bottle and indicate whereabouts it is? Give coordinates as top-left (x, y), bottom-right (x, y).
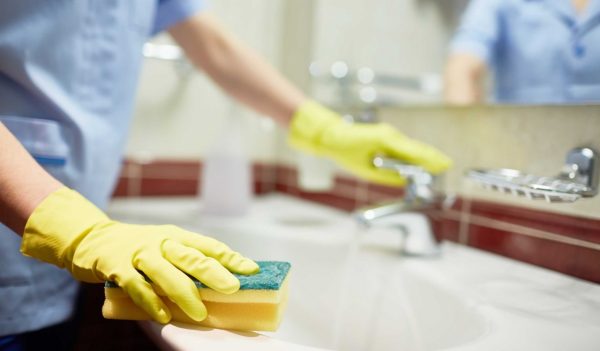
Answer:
top-left (200, 103), bottom-right (252, 216)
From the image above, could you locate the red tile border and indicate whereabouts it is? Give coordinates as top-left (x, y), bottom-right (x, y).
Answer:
top-left (113, 160), bottom-right (279, 198)
top-left (140, 178), bottom-right (199, 197)
top-left (112, 177), bottom-right (129, 197)
top-left (364, 182), bottom-right (406, 198)
top-left (253, 179), bottom-right (274, 195)
top-left (423, 209), bottom-right (462, 243)
top-left (274, 165), bottom-right (297, 187)
top-left (332, 176), bottom-right (361, 188)
top-left (141, 160), bottom-right (200, 180)
top-left (469, 199), bottom-right (600, 244)
top-left (468, 223), bottom-right (600, 283)
top-left (278, 180), bottom-right (358, 212)
top-left (294, 191), bottom-right (357, 212)
top-left (459, 199), bottom-right (600, 283)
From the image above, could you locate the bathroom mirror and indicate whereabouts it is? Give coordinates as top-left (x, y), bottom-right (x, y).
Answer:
top-left (296, 0), bottom-right (600, 107)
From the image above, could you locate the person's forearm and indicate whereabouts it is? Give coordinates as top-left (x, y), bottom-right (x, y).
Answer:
top-left (444, 53), bottom-right (487, 105)
top-left (168, 12), bottom-right (306, 126)
top-left (0, 124), bottom-right (62, 234)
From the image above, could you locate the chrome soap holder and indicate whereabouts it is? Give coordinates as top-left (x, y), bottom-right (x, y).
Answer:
top-left (467, 147), bottom-right (599, 203)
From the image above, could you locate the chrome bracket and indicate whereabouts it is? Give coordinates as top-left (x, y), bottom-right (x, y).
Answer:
top-left (467, 146), bottom-right (598, 203)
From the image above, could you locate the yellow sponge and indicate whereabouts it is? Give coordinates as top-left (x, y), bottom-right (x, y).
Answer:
top-left (102, 261), bottom-right (291, 331)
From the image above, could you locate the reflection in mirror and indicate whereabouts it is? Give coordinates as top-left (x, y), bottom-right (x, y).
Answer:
top-left (308, 0), bottom-right (467, 107)
top-left (307, 0), bottom-right (600, 107)
top-left (445, 0), bottom-right (600, 105)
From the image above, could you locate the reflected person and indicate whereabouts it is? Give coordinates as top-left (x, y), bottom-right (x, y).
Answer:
top-left (445, 0), bottom-right (600, 104)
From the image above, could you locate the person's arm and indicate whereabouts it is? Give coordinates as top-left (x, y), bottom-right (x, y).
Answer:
top-left (444, 0), bottom-right (503, 105)
top-left (168, 12), bottom-right (452, 185)
top-left (168, 12), bottom-right (306, 126)
top-left (0, 123), bottom-right (62, 234)
top-left (444, 52), bottom-right (487, 105)
top-left (0, 123), bottom-right (258, 324)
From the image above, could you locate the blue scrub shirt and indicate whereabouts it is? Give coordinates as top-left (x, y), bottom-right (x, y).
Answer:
top-left (451, 0), bottom-right (600, 103)
top-left (0, 0), bottom-right (205, 337)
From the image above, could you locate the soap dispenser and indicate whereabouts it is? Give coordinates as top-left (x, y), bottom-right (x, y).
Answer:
top-left (200, 104), bottom-right (252, 216)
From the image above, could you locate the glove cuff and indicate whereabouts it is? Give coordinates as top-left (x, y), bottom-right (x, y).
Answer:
top-left (288, 100), bottom-right (341, 154)
top-left (21, 187), bottom-right (109, 269)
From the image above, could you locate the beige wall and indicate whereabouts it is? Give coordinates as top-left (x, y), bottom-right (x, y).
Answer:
top-left (309, 0), bottom-right (466, 105)
top-left (126, 0), bottom-right (285, 162)
top-left (311, 0), bottom-right (460, 75)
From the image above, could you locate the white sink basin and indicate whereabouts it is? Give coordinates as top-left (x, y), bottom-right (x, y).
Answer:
top-left (108, 195), bottom-right (600, 351)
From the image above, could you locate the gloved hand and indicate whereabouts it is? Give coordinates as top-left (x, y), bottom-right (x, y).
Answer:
top-left (21, 187), bottom-right (259, 324)
top-left (288, 101), bottom-right (452, 186)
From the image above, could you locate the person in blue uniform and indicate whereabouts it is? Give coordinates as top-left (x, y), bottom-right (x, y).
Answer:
top-left (0, 1), bottom-right (452, 350)
top-left (444, 0), bottom-right (600, 104)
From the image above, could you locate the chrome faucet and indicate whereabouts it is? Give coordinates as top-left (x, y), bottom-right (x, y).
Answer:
top-left (353, 156), bottom-right (447, 256)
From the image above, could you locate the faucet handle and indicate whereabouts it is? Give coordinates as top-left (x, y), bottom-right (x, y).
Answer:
top-left (372, 155), bottom-right (439, 204)
top-left (371, 155), bottom-right (456, 209)
top-left (372, 156), bottom-right (433, 182)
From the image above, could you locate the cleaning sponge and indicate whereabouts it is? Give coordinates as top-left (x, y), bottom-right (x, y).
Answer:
top-left (102, 261), bottom-right (291, 331)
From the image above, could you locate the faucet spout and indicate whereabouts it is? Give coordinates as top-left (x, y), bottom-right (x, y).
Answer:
top-left (353, 156), bottom-right (445, 256)
top-left (354, 200), bottom-right (427, 228)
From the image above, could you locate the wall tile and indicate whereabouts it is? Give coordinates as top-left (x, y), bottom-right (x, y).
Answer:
top-left (112, 177), bottom-right (129, 197)
top-left (430, 215), bottom-right (462, 243)
top-left (468, 200), bottom-right (600, 245)
top-left (140, 178), bottom-right (199, 197)
top-left (141, 161), bottom-right (200, 180)
top-left (468, 223), bottom-right (600, 283)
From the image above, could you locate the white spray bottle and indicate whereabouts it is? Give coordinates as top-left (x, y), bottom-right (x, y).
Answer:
top-left (200, 103), bottom-right (252, 216)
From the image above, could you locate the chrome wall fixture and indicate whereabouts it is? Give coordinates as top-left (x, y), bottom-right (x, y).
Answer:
top-left (466, 147), bottom-right (599, 203)
top-left (309, 60), bottom-right (442, 107)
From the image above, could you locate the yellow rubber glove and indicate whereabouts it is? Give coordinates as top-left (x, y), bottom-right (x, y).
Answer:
top-left (288, 101), bottom-right (452, 186)
top-left (21, 187), bottom-right (259, 324)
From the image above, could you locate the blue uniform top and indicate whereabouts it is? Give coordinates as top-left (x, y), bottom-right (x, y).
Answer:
top-left (450, 0), bottom-right (600, 103)
top-left (0, 0), bottom-right (205, 336)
